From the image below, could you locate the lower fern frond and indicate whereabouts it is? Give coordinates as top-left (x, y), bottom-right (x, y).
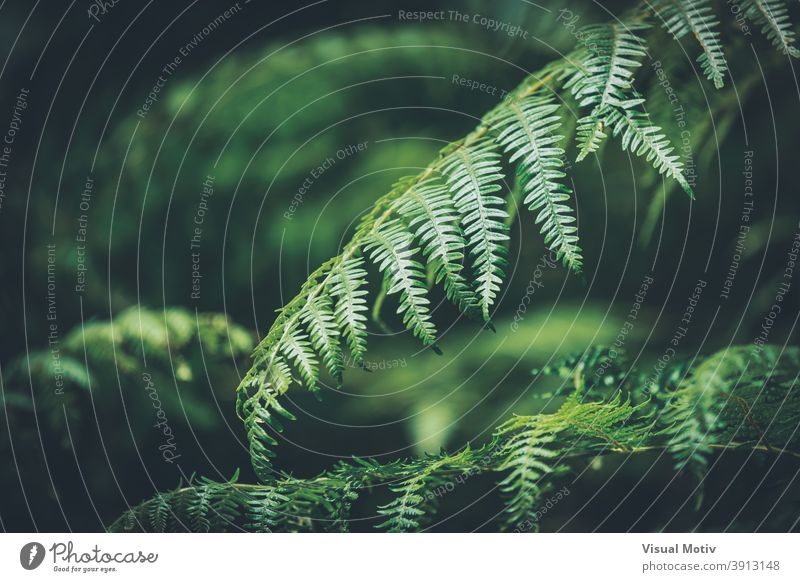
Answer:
top-left (115, 345), bottom-right (800, 532)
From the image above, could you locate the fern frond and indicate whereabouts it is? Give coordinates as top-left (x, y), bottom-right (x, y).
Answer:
top-left (740, 0), bottom-right (800, 57)
top-left (149, 491), bottom-right (174, 533)
top-left (115, 345), bottom-right (800, 532)
top-left (376, 475), bottom-right (433, 533)
top-left (490, 96), bottom-right (583, 271)
top-left (233, 15), bottom-right (708, 477)
top-left (185, 482), bottom-right (213, 532)
top-left (662, 345), bottom-right (800, 507)
top-left (238, 371), bottom-right (296, 482)
top-left (441, 141), bottom-right (508, 321)
top-left (655, 0), bottom-right (728, 88)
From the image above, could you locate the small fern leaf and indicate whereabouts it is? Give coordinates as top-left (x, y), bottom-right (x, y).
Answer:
top-left (239, 362), bottom-right (296, 482)
top-left (149, 492), bottom-right (172, 533)
top-left (740, 0), bottom-right (800, 57)
top-left (395, 178), bottom-right (479, 318)
top-left (246, 487), bottom-right (291, 532)
top-left (607, 107), bottom-right (694, 197)
top-left (496, 424), bottom-right (560, 528)
top-left (364, 220), bottom-right (438, 348)
top-left (300, 295), bottom-right (344, 384)
top-left (655, 0), bottom-right (729, 88)
top-left (491, 96), bottom-right (583, 271)
top-left (330, 257), bottom-right (369, 366)
top-left (376, 477), bottom-right (430, 532)
top-left (566, 23), bottom-right (648, 159)
top-left (185, 483), bottom-right (213, 532)
top-left (282, 328), bottom-right (319, 390)
top-left (442, 141), bottom-right (509, 321)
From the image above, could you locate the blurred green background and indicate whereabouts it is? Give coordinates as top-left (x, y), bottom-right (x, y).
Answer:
top-left (1, 0), bottom-right (798, 532)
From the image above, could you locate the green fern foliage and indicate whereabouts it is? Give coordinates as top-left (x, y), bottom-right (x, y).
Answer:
top-left (114, 345), bottom-right (800, 532)
top-left (654, 0), bottom-right (729, 88)
top-left (230, 4), bottom-right (798, 480)
top-left (331, 257), bottom-right (370, 368)
top-left (490, 96), bottom-right (583, 271)
top-left (441, 142), bottom-right (508, 320)
top-left (740, 0), bottom-right (800, 57)
top-left (662, 345), bottom-right (800, 506)
top-left (607, 107), bottom-right (695, 197)
top-left (395, 179), bottom-right (478, 318)
top-left (365, 220), bottom-right (439, 348)
top-left (565, 22), bottom-right (648, 158)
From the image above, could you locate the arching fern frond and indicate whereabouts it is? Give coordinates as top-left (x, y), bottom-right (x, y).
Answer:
top-left (654, 0), bottom-right (729, 88)
top-left (234, 8), bottom-right (706, 480)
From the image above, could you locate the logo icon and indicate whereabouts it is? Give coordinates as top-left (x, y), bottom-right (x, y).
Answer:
top-left (20, 542), bottom-right (46, 570)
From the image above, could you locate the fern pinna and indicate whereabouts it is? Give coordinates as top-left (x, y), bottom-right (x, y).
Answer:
top-left (112, 2), bottom-right (800, 532)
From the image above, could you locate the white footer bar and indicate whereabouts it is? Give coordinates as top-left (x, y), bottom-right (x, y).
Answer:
top-left (1, 533), bottom-right (796, 580)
